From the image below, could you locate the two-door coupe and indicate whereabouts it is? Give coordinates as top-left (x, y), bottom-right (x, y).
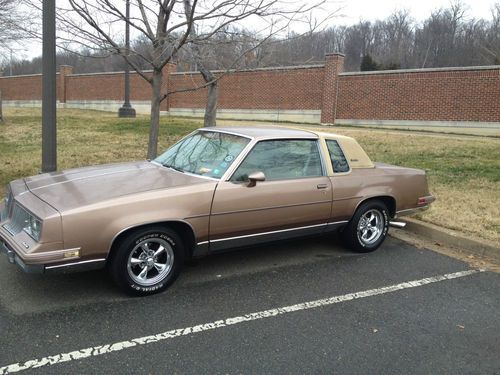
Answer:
top-left (1, 127), bottom-right (434, 295)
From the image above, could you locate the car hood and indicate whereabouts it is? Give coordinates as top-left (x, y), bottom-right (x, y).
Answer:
top-left (24, 161), bottom-right (210, 212)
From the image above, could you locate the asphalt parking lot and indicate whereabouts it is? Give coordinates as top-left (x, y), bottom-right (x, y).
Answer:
top-left (0, 235), bottom-right (498, 374)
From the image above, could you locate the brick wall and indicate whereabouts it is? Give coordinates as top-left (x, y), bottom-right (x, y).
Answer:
top-left (66, 72), bottom-right (150, 101)
top-left (0, 74), bottom-right (44, 100)
top-left (169, 65), bottom-right (325, 110)
top-left (0, 57), bottom-right (499, 124)
top-left (336, 67), bottom-right (500, 123)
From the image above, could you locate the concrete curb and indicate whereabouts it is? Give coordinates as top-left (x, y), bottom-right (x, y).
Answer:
top-left (399, 217), bottom-right (499, 262)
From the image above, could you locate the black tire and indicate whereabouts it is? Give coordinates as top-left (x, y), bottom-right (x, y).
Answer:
top-left (342, 200), bottom-right (389, 253)
top-left (110, 226), bottom-right (184, 296)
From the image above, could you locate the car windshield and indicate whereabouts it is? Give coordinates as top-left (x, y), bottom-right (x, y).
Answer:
top-left (154, 131), bottom-right (250, 179)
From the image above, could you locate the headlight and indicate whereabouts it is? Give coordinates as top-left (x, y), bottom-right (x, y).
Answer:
top-left (23, 213), bottom-right (42, 242)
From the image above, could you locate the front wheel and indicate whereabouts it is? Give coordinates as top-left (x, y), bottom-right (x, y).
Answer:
top-left (342, 200), bottom-right (389, 253)
top-left (110, 226), bottom-right (184, 296)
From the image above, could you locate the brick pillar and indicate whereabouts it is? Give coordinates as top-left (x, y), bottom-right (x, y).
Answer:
top-left (58, 65), bottom-right (73, 103)
top-left (321, 53), bottom-right (344, 124)
top-left (161, 62), bottom-right (177, 112)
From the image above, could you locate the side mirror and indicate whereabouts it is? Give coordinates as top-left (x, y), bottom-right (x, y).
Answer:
top-left (247, 171), bottom-right (266, 187)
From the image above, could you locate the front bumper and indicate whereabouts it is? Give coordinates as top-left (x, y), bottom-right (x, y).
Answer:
top-left (0, 238), bottom-right (107, 274)
top-left (0, 238), bottom-right (44, 273)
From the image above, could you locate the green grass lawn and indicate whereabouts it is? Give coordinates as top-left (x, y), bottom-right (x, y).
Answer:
top-left (310, 125), bottom-right (500, 244)
top-left (1, 108), bottom-right (499, 243)
top-left (0, 108), bottom-right (200, 185)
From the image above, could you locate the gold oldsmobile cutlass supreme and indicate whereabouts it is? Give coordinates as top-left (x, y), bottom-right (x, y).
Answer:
top-left (0, 127), bottom-right (434, 295)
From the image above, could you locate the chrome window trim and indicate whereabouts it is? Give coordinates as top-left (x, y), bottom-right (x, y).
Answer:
top-left (198, 128), bottom-right (254, 140)
top-left (182, 170), bottom-right (219, 181)
top-left (225, 138), bottom-right (326, 182)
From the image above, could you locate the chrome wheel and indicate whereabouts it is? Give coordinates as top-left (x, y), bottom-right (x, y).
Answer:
top-left (357, 209), bottom-right (384, 246)
top-left (127, 238), bottom-right (174, 286)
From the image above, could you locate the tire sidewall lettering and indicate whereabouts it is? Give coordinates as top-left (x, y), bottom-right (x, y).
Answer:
top-left (130, 282), bottom-right (165, 292)
top-left (135, 233), bottom-right (175, 247)
top-left (127, 232), bottom-right (176, 292)
top-left (381, 210), bottom-right (389, 237)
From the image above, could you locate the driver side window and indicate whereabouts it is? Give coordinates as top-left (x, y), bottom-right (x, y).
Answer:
top-left (230, 139), bottom-right (323, 182)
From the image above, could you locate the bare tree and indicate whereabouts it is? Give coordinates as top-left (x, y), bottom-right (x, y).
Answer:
top-left (24, 0), bottom-right (332, 159)
top-left (483, 2), bottom-right (500, 63)
top-left (179, 24), bottom-right (324, 127)
top-left (0, 0), bottom-right (33, 73)
top-left (12, 2), bottom-right (500, 77)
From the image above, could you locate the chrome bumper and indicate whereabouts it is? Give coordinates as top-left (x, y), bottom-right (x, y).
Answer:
top-left (395, 195), bottom-right (435, 218)
top-left (395, 205), bottom-right (430, 218)
top-left (0, 238), bottom-right (44, 273)
top-left (0, 237), bottom-right (106, 274)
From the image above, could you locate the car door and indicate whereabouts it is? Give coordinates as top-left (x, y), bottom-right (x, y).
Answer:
top-left (209, 138), bottom-right (332, 251)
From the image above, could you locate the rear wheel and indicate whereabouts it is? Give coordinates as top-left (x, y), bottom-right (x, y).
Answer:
top-left (110, 226), bottom-right (184, 296)
top-left (342, 200), bottom-right (389, 253)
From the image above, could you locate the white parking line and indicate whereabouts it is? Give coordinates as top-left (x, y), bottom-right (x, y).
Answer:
top-left (0, 269), bottom-right (483, 374)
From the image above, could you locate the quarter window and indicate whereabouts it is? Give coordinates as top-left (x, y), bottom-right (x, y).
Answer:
top-left (326, 140), bottom-right (350, 173)
top-left (231, 139), bottom-right (323, 181)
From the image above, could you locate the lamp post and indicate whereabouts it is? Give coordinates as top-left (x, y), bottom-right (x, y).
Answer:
top-left (118, 0), bottom-right (136, 118)
top-left (42, 0), bottom-right (57, 172)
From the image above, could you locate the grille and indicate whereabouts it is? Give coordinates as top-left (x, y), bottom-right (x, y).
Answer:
top-left (2, 203), bottom-right (30, 236)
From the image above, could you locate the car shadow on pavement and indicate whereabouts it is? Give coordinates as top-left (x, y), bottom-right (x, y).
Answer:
top-left (0, 233), bottom-right (352, 315)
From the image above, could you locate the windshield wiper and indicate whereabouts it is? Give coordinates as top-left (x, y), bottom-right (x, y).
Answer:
top-left (163, 164), bottom-right (185, 173)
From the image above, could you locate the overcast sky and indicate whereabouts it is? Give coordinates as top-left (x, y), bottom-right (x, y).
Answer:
top-left (16, 0), bottom-right (499, 60)
top-left (334, 0), bottom-right (496, 24)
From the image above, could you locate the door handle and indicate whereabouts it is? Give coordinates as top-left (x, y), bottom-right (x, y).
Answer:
top-left (317, 184), bottom-right (328, 189)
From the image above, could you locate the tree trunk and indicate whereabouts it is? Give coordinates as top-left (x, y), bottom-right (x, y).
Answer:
top-left (197, 67), bottom-right (217, 127)
top-left (204, 82), bottom-right (218, 127)
top-left (148, 68), bottom-right (162, 160)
